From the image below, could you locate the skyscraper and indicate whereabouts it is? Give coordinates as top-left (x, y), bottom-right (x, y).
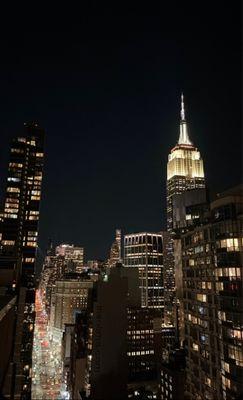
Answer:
top-left (176, 185), bottom-right (243, 399)
top-left (124, 232), bottom-right (164, 309)
top-left (0, 122), bottom-right (44, 288)
top-left (167, 94), bottom-right (205, 231)
top-left (0, 122), bottom-right (45, 399)
top-left (107, 228), bottom-right (122, 267)
top-left (164, 95), bottom-right (205, 324)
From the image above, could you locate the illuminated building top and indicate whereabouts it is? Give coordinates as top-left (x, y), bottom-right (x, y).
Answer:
top-left (167, 94), bottom-right (204, 181)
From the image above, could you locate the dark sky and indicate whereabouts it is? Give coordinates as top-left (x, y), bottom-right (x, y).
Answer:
top-left (0, 3), bottom-right (241, 261)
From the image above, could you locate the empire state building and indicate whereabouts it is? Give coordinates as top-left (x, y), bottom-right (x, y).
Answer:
top-left (167, 94), bottom-right (205, 231)
top-left (164, 95), bottom-right (205, 325)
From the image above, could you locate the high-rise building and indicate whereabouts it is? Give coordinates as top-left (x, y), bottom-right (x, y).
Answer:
top-left (212, 186), bottom-right (243, 400)
top-left (124, 232), bottom-right (164, 309)
top-left (0, 122), bottom-right (45, 399)
top-left (90, 267), bottom-right (128, 400)
top-left (164, 95), bottom-right (206, 325)
top-left (127, 308), bottom-right (156, 383)
top-left (0, 122), bottom-right (44, 288)
top-left (178, 185), bottom-right (243, 400)
top-left (107, 228), bottom-right (122, 267)
top-left (167, 94), bottom-right (205, 231)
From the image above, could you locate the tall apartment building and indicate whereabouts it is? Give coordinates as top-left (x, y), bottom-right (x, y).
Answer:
top-left (124, 232), bottom-right (164, 309)
top-left (212, 186), bottom-right (243, 400)
top-left (178, 185), bottom-right (243, 400)
top-left (165, 95), bottom-right (205, 325)
top-left (0, 122), bottom-right (45, 399)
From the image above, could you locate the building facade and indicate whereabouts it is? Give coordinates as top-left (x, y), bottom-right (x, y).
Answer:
top-left (50, 274), bottom-right (93, 333)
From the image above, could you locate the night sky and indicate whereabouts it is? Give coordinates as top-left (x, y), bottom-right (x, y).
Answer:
top-left (0, 4), bottom-right (241, 262)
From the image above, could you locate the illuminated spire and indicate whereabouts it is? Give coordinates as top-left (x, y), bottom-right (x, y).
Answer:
top-left (178, 93), bottom-right (192, 145)
top-left (180, 93), bottom-right (185, 121)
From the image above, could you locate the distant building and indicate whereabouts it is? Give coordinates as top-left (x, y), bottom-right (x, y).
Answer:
top-left (124, 232), bottom-right (164, 309)
top-left (50, 273), bottom-right (93, 333)
top-left (56, 243), bottom-right (84, 273)
top-left (107, 229), bottom-right (122, 267)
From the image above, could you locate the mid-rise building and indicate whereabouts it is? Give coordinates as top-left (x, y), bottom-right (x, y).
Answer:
top-left (50, 273), bottom-right (93, 333)
top-left (159, 349), bottom-right (186, 400)
top-left (124, 232), bottom-right (164, 309)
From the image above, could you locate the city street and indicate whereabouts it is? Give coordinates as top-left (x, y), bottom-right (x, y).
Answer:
top-left (32, 289), bottom-right (68, 400)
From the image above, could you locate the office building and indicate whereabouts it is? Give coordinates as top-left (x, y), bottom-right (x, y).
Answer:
top-left (127, 307), bottom-right (156, 384)
top-left (165, 95), bottom-right (206, 325)
top-left (50, 273), bottom-right (93, 333)
top-left (90, 267), bottom-right (128, 400)
top-left (56, 243), bottom-right (84, 274)
top-left (124, 232), bottom-right (164, 309)
top-left (166, 94), bottom-right (205, 231)
top-left (107, 228), bottom-right (122, 267)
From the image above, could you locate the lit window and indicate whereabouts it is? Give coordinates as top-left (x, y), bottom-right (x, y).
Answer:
top-left (2, 240), bottom-right (15, 246)
top-left (7, 187), bottom-right (20, 193)
top-left (197, 294), bottom-right (207, 302)
top-left (192, 342), bottom-right (199, 351)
